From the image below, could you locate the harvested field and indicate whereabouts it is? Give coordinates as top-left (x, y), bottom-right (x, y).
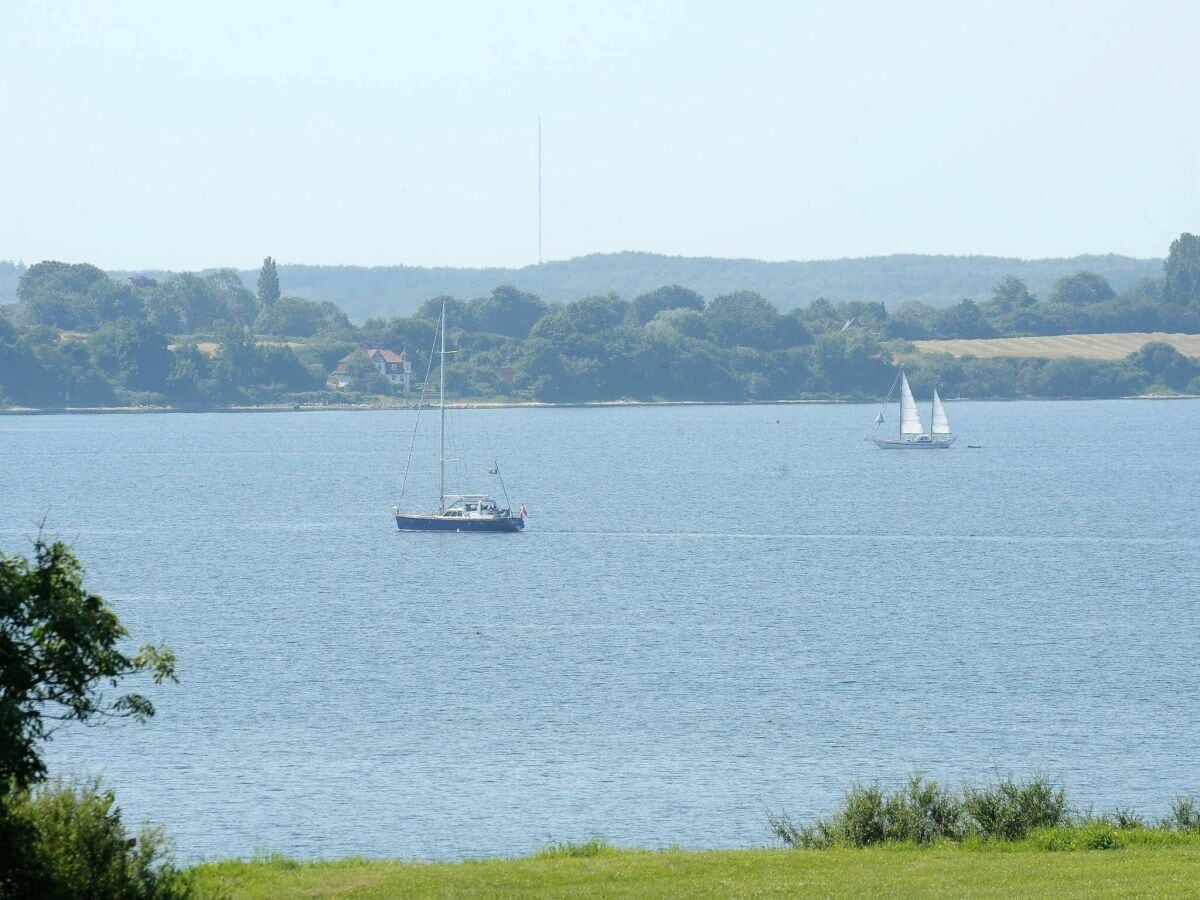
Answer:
top-left (913, 332), bottom-right (1200, 360)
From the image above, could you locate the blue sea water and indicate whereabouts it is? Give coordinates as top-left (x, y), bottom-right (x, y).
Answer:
top-left (1, 400), bottom-right (1198, 861)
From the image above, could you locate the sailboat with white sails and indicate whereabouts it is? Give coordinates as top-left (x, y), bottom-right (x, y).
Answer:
top-left (870, 369), bottom-right (955, 449)
top-left (392, 300), bottom-right (526, 531)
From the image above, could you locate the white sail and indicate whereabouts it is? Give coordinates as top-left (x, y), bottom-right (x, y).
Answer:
top-left (931, 389), bottom-right (951, 435)
top-left (899, 372), bottom-right (924, 436)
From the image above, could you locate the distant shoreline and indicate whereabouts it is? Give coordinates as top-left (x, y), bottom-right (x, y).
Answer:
top-left (2, 394), bottom-right (1197, 416)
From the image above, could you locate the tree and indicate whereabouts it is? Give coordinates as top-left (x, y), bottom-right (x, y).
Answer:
top-left (704, 291), bottom-right (807, 350)
top-left (936, 299), bottom-right (996, 339)
top-left (257, 257), bottom-right (280, 309)
top-left (1163, 233), bottom-right (1200, 306)
top-left (1048, 271), bottom-right (1116, 307)
top-left (88, 320), bottom-right (174, 392)
top-left (989, 275), bottom-right (1036, 313)
top-left (256, 296), bottom-right (330, 337)
top-left (16, 262), bottom-right (112, 330)
top-left (647, 307), bottom-right (710, 341)
top-left (342, 350), bottom-right (392, 394)
top-left (1127, 341), bottom-right (1199, 390)
top-left (205, 270), bottom-right (258, 326)
top-left (469, 286), bottom-right (548, 338)
top-left (0, 540), bottom-right (175, 798)
top-left (630, 285), bottom-right (704, 325)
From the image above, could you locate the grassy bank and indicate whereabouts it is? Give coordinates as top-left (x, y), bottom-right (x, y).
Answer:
top-left (192, 837), bottom-right (1200, 899)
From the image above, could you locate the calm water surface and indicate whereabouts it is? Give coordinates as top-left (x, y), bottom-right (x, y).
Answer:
top-left (2, 400), bottom-right (1198, 860)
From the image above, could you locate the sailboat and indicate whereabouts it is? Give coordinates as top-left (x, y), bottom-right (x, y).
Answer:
top-left (393, 301), bottom-right (526, 531)
top-left (870, 369), bottom-right (956, 449)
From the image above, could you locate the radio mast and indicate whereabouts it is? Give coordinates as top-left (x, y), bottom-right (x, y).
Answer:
top-left (537, 115), bottom-right (543, 265)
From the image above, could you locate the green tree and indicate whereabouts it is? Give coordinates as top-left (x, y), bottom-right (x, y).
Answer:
top-left (469, 286), bottom-right (548, 338)
top-left (342, 350), bottom-right (392, 394)
top-left (704, 291), bottom-right (808, 350)
top-left (88, 320), bottom-right (174, 392)
top-left (630, 285), bottom-right (704, 325)
top-left (647, 306), bottom-right (710, 341)
top-left (936, 299), bottom-right (995, 338)
top-left (990, 275), bottom-right (1036, 313)
top-left (1127, 341), bottom-right (1199, 390)
top-left (885, 301), bottom-right (939, 340)
top-left (204, 270), bottom-right (258, 326)
top-left (1163, 233), bottom-right (1200, 306)
top-left (257, 256), bottom-right (280, 309)
top-left (16, 262), bottom-right (112, 330)
top-left (0, 539), bottom-right (176, 797)
top-left (1048, 271), bottom-right (1116, 306)
top-left (163, 346), bottom-right (209, 405)
top-left (209, 324), bottom-right (261, 400)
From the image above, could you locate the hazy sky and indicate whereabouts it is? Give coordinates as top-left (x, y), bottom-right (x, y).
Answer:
top-left (1, 0), bottom-right (1197, 270)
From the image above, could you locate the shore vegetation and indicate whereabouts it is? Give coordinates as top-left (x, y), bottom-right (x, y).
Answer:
top-left (3, 235), bottom-right (1200, 409)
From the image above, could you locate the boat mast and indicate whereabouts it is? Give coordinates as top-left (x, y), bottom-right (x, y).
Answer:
top-left (439, 299), bottom-right (446, 512)
top-left (929, 378), bottom-right (935, 438)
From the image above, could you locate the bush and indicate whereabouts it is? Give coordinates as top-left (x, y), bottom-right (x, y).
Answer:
top-left (962, 775), bottom-right (1067, 841)
top-left (771, 774), bottom-right (1068, 848)
top-left (768, 775), bottom-right (963, 848)
top-left (1162, 795), bottom-right (1200, 833)
top-left (0, 778), bottom-right (190, 899)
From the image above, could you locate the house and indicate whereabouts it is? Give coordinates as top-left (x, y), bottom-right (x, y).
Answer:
top-left (329, 349), bottom-right (412, 393)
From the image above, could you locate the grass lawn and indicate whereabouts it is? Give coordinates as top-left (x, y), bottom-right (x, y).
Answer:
top-left (910, 331), bottom-right (1200, 361)
top-left (191, 840), bottom-right (1200, 898)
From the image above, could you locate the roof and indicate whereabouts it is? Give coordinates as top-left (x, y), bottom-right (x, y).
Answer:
top-left (371, 349), bottom-right (408, 363)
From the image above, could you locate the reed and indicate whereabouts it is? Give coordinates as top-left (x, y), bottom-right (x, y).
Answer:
top-left (765, 775), bottom-right (1200, 849)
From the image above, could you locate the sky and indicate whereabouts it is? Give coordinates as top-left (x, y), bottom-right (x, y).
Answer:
top-left (1, 0), bottom-right (1197, 270)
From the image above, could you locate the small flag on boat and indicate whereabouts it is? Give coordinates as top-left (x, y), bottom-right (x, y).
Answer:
top-left (518, 504), bottom-right (527, 519)
top-left (876, 412), bottom-right (885, 425)
top-left (487, 463), bottom-right (498, 475)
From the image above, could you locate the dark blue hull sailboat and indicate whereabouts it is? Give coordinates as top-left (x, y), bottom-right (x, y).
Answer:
top-left (392, 300), bottom-right (527, 534)
top-left (395, 505), bottom-right (525, 532)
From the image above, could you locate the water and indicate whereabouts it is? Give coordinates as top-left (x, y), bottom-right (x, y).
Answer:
top-left (2, 400), bottom-right (1198, 861)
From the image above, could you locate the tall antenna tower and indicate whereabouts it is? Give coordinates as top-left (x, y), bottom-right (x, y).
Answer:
top-left (537, 115), bottom-right (543, 265)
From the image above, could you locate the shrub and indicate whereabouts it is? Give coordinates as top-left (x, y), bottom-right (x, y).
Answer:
top-left (962, 775), bottom-right (1067, 841)
top-left (769, 776), bottom-right (963, 848)
top-left (771, 774), bottom-right (1070, 849)
top-left (1162, 795), bottom-right (1200, 833)
top-left (0, 778), bottom-right (190, 899)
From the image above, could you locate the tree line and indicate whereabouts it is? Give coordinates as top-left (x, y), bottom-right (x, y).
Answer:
top-left (2, 235), bottom-right (1199, 408)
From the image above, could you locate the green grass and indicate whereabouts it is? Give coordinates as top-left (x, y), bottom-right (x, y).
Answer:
top-left (190, 838), bottom-right (1200, 899)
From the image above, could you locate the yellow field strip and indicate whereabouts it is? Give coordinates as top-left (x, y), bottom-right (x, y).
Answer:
top-left (913, 332), bottom-right (1200, 360)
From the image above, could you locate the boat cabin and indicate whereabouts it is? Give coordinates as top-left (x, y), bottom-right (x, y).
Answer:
top-left (440, 494), bottom-right (508, 518)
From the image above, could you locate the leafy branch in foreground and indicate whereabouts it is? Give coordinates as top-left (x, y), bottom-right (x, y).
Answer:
top-left (0, 538), bottom-right (176, 798)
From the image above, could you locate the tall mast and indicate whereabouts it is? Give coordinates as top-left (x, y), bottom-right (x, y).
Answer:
top-left (930, 379), bottom-right (935, 438)
top-left (439, 299), bottom-right (446, 511)
top-left (537, 115), bottom-right (543, 265)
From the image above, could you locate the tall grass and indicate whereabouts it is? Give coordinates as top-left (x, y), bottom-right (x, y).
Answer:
top-left (534, 838), bottom-right (619, 859)
top-left (769, 775), bottom-right (1200, 850)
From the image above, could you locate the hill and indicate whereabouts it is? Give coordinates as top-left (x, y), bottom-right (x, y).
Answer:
top-left (81, 251), bottom-right (1163, 323)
